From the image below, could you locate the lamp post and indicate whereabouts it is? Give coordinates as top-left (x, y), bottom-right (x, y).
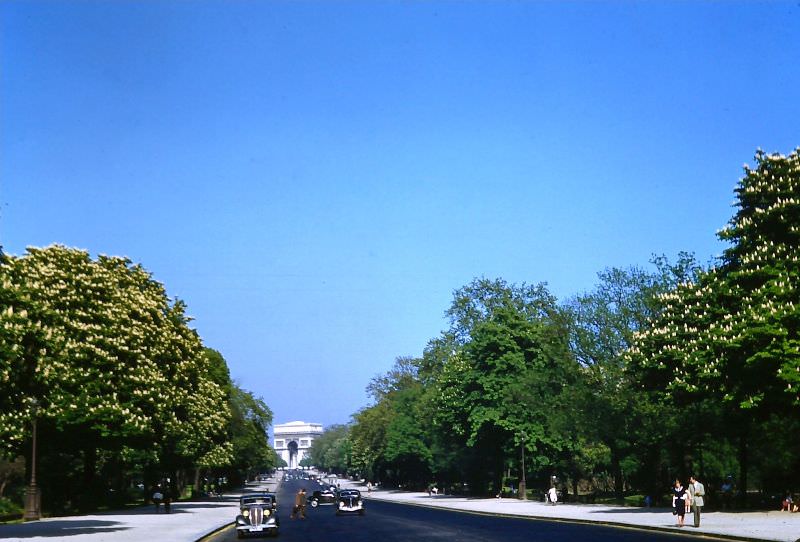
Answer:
top-left (23, 398), bottom-right (41, 521)
top-left (519, 434), bottom-right (527, 500)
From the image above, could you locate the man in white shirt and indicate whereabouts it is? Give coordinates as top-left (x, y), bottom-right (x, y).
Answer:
top-left (688, 476), bottom-right (705, 527)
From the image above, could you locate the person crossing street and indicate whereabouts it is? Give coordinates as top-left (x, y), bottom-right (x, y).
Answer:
top-left (290, 487), bottom-right (307, 520)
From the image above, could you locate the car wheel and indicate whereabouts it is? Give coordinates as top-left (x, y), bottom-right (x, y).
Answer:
top-left (310, 499), bottom-right (318, 508)
top-left (236, 531), bottom-right (244, 539)
top-left (359, 509), bottom-right (365, 516)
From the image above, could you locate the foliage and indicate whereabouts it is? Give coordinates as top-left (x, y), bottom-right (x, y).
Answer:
top-left (343, 148), bottom-right (800, 501)
top-left (627, 149), bottom-right (800, 497)
top-left (629, 150), bottom-right (800, 410)
top-left (565, 256), bottom-right (700, 497)
top-left (308, 424), bottom-right (351, 474)
top-left (0, 245), bottom-right (275, 512)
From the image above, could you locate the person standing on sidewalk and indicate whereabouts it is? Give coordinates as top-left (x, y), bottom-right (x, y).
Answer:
top-left (151, 486), bottom-right (163, 513)
top-left (671, 479), bottom-right (687, 527)
top-left (688, 476), bottom-right (705, 527)
top-left (163, 486), bottom-right (172, 514)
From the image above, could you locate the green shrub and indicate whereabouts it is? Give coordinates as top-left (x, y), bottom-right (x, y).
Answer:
top-left (0, 496), bottom-right (22, 516)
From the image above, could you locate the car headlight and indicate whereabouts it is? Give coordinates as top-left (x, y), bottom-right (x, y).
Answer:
top-left (242, 510), bottom-right (249, 517)
top-left (339, 502), bottom-right (345, 508)
top-left (264, 509), bottom-right (270, 517)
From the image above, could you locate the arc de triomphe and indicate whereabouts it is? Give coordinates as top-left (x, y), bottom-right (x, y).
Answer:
top-left (273, 421), bottom-right (323, 469)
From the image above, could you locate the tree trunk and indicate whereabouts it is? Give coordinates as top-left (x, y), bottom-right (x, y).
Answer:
top-left (610, 447), bottom-right (623, 500)
top-left (81, 444), bottom-right (97, 511)
top-left (194, 467), bottom-right (202, 495)
top-left (738, 430), bottom-right (748, 509)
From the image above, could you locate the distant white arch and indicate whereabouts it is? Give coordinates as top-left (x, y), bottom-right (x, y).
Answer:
top-left (273, 421), bottom-right (323, 469)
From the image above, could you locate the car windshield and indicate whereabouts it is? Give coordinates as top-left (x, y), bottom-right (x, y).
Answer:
top-left (241, 495), bottom-right (273, 506)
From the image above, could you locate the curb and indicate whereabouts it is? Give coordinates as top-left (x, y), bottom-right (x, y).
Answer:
top-left (363, 493), bottom-right (778, 542)
top-left (195, 521), bottom-right (233, 542)
top-left (195, 478), bottom-right (283, 542)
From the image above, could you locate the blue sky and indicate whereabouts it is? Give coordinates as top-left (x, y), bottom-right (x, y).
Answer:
top-left (2, 1), bottom-right (799, 430)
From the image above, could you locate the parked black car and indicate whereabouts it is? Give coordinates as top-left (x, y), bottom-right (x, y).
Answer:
top-left (235, 493), bottom-right (279, 538)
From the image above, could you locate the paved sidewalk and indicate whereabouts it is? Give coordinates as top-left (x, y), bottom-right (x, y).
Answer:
top-left (0, 479), bottom-right (279, 542)
top-left (340, 480), bottom-right (800, 542)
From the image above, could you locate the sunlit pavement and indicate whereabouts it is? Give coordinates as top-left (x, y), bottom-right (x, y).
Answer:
top-left (3, 477), bottom-right (798, 542)
top-left (339, 480), bottom-right (800, 542)
top-left (0, 480), bottom-right (278, 542)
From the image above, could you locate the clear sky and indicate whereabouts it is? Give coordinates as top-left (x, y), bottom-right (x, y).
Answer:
top-left (2, 1), bottom-right (799, 431)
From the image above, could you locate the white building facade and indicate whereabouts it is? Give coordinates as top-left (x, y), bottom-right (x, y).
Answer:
top-left (273, 421), bottom-right (323, 469)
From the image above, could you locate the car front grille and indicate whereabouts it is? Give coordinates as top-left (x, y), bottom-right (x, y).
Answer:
top-left (249, 506), bottom-right (263, 525)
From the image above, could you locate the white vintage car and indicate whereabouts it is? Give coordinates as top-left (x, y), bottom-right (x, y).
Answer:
top-left (235, 493), bottom-right (279, 538)
top-left (335, 489), bottom-right (365, 515)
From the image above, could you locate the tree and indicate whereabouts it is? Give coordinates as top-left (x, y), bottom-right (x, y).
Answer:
top-left (0, 246), bottom-right (236, 510)
top-left (432, 279), bottom-right (578, 494)
top-left (226, 385), bottom-right (274, 482)
top-left (349, 401), bottom-right (392, 482)
top-left (627, 149), bottom-right (800, 500)
top-left (309, 424), bottom-right (351, 474)
top-left (0, 262), bottom-right (51, 458)
top-left (566, 256), bottom-right (701, 498)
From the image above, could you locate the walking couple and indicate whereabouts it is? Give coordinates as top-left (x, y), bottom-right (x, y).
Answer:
top-left (672, 476), bottom-right (705, 528)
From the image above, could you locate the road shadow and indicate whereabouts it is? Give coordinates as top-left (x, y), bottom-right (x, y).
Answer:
top-left (0, 519), bottom-right (129, 538)
top-left (173, 502), bottom-right (234, 510)
top-left (588, 507), bottom-right (667, 515)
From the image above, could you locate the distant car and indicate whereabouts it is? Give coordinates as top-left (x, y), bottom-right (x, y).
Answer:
top-left (336, 489), bottom-right (365, 515)
top-left (307, 488), bottom-right (336, 507)
top-left (235, 493), bottom-right (279, 538)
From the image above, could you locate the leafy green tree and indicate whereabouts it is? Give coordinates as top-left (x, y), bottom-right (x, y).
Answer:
top-left (0, 246), bottom-right (235, 509)
top-left (309, 424), bottom-right (351, 474)
top-left (431, 279), bottom-right (578, 494)
top-left (193, 349), bottom-right (274, 486)
top-left (0, 247), bottom-right (189, 505)
top-left (0, 264), bottom-right (50, 458)
top-left (628, 149), bottom-right (800, 499)
top-left (349, 401), bottom-right (392, 482)
top-left (382, 382), bottom-right (432, 487)
top-left (566, 257), bottom-right (701, 498)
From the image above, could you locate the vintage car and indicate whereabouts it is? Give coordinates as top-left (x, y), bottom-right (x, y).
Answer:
top-left (307, 488), bottom-right (336, 507)
top-left (235, 493), bottom-right (279, 538)
top-left (336, 489), bottom-right (365, 515)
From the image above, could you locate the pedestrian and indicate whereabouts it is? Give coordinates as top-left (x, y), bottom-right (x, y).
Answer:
top-left (290, 488), bottom-right (307, 519)
top-left (688, 475), bottom-right (705, 527)
top-left (367, 481), bottom-right (372, 494)
top-left (163, 487), bottom-right (172, 514)
top-left (152, 486), bottom-right (163, 513)
top-left (548, 486), bottom-right (558, 505)
top-left (721, 476), bottom-right (734, 510)
top-left (671, 479), bottom-right (687, 527)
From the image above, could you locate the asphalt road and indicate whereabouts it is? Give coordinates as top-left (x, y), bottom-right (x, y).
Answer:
top-left (206, 479), bottom-right (725, 542)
